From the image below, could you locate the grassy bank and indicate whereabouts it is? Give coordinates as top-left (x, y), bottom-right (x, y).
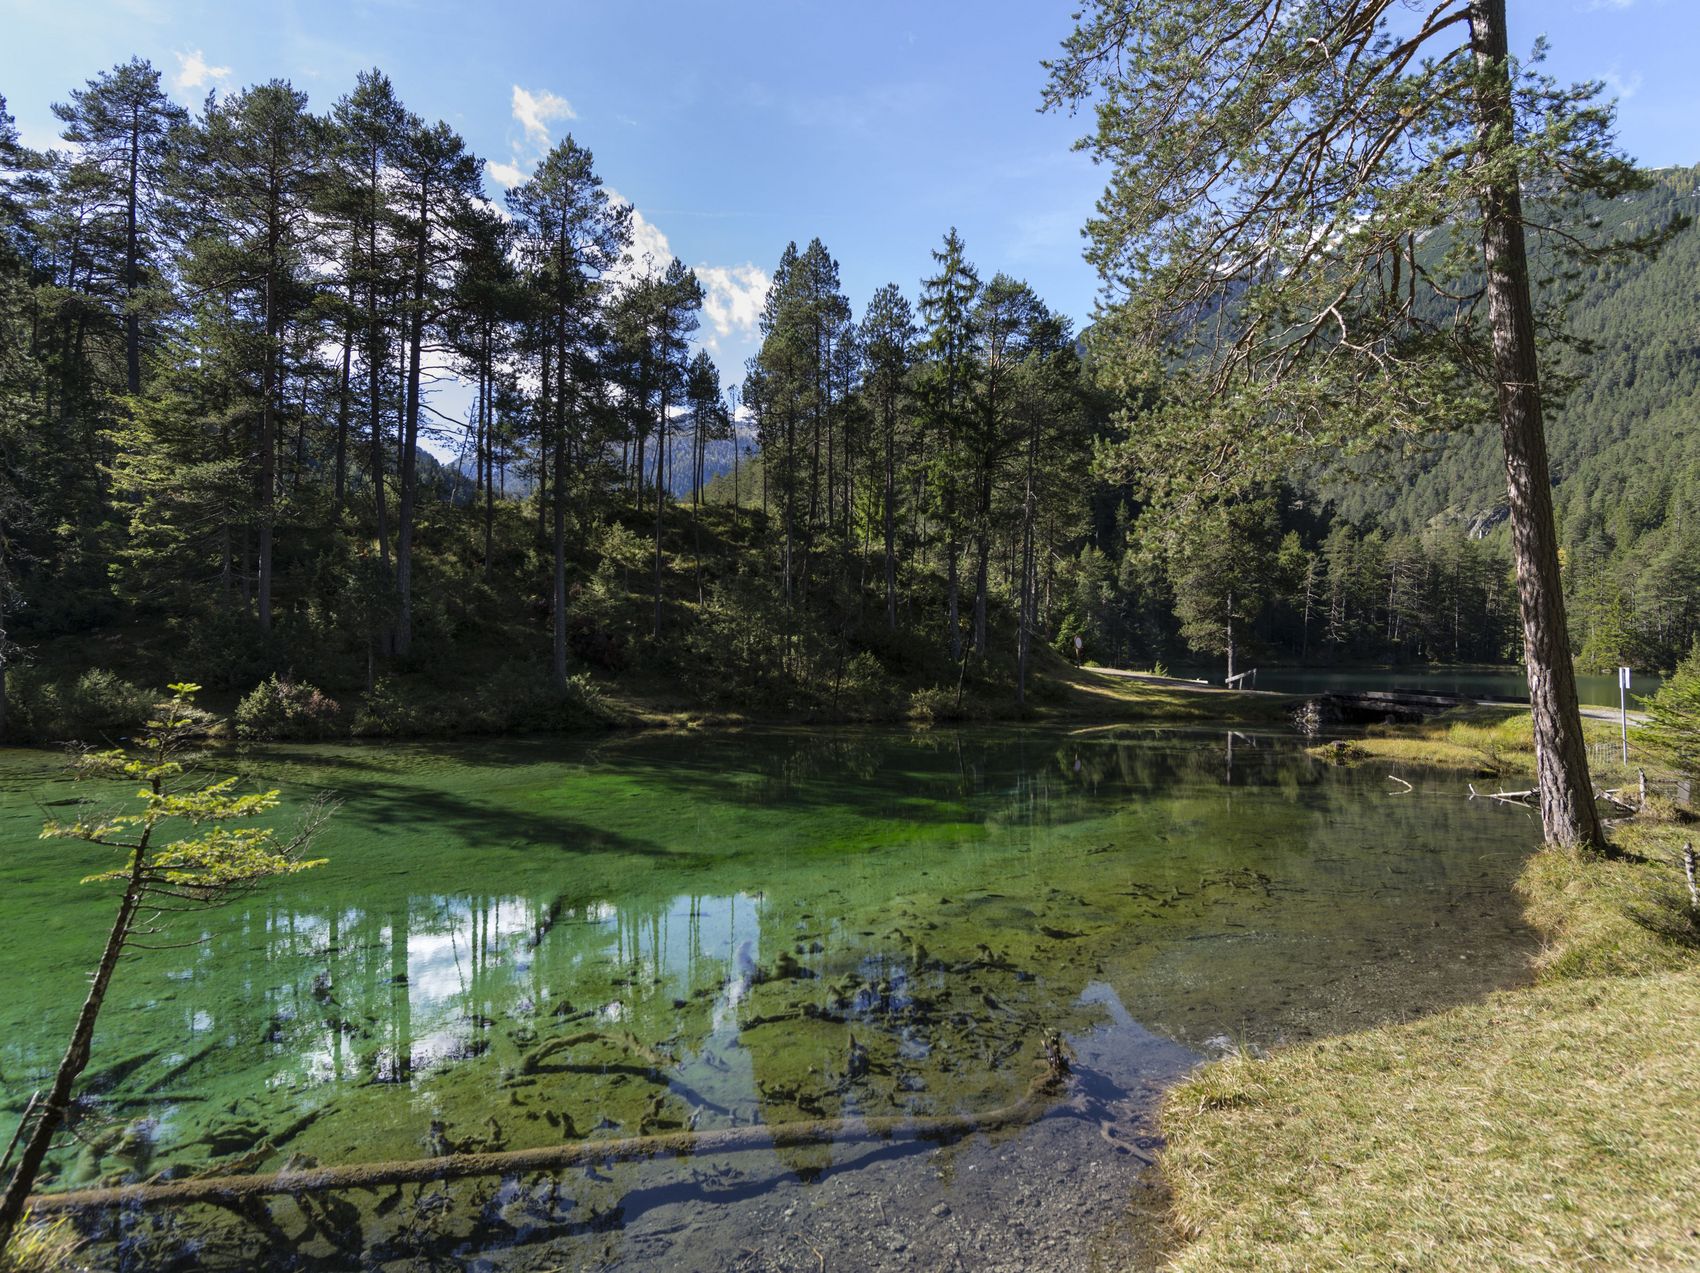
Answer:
top-left (1150, 815), bottom-right (1700, 1271)
top-left (1310, 707), bottom-right (1624, 778)
top-left (1, 642), bottom-right (1287, 749)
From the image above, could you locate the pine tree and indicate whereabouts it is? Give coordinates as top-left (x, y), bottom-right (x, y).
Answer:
top-left (51, 58), bottom-right (186, 395)
top-left (507, 136), bottom-right (631, 684)
top-left (860, 283), bottom-right (917, 630)
top-left (917, 228), bottom-right (980, 660)
top-left (1045, 0), bottom-right (1676, 846)
top-left (178, 82), bottom-right (323, 634)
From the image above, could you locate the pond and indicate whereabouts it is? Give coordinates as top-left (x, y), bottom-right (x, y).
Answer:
top-left (0, 727), bottom-right (1539, 1271)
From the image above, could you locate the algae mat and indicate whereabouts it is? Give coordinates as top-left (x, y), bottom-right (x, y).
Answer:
top-left (0, 727), bottom-right (1537, 1269)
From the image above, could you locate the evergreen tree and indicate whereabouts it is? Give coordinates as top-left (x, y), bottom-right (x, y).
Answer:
top-left (177, 82), bottom-right (324, 634)
top-left (860, 283), bottom-right (916, 630)
top-left (1045, 0), bottom-right (1674, 846)
top-left (507, 136), bottom-right (630, 683)
top-left (917, 227), bottom-right (980, 660)
top-left (51, 58), bottom-right (186, 395)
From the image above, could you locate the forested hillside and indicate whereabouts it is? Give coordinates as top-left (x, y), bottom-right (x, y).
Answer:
top-left (1324, 166), bottom-right (1700, 671)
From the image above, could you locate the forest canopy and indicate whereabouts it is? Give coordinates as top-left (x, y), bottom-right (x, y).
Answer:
top-left (0, 58), bottom-right (1693, 742)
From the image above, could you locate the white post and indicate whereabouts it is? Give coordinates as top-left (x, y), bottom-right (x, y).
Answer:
top-left (1619, 666), bottom-right (1631, 765)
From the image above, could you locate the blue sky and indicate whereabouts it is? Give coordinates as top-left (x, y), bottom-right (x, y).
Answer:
top-left (2, 0), bottom-right (1695, 389)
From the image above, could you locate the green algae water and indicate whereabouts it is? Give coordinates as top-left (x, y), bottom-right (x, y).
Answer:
top-left (0, 727), bottom-right (1537, 1270)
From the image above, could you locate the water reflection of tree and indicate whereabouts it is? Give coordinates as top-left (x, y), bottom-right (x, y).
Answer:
top-left (4, 728), bottom-right (1542, 1268)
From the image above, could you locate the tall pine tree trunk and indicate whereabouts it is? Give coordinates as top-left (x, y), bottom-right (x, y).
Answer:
top-left (124, 115), bottom-right (141, 396)
top-left (1471, 0), bottom-right (1602, 849)
top-left (884, 399), bottom-right (897, 631)
top-left (395, 185), bottom-right (429, 660)
top-left (257, 229), bottom-right (278, 633)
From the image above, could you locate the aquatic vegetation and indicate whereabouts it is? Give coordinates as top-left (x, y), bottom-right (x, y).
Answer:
top-left (0, 726), bottom-right (1536, 1266)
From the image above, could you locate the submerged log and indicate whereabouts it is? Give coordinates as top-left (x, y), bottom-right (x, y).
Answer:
top-left (27, 1043), bottom-right (1072, 1214)
top-left (518, 1031), bottom-right (669, 1076)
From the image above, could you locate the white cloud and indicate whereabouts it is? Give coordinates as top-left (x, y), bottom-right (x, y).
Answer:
top-left (487, 159), bottom-right (527, 189)
top-left (605, 188), bottom-right (675, 284)
top-left (1601, 66), bottom-right (1643, 100)
top-left (630, 209), bottom-right (673, 272)
top-left (173, 49), bottom-right (231, 94)
top-left (512, 85), bottom-right (575, 149)
top-left (697, 264), bottom-right (771, 341)
top-left (487, 85), bottom-right (575, 196)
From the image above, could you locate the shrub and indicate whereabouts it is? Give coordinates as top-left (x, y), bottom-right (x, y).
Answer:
top-left (1640, 638), bottom-right (1700, 777)
top-left (352, 666), bottom-right (622, 738)
top-left (5, 668), bottom-right (155, 742)
top-left (468, 664), bottom-right (620, 733)
top-left (235, 675), bottom-right (342, 740)
top-left (907, 685), bottom-right (958, 725)
top-left (351, 677), bottom-right (420, 737)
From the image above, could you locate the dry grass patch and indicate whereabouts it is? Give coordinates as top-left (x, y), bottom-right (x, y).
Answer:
top-left (1311, 709), bottom-right (1621, 777)
top-left (1, 1214), bottom-right (86, 1273)
top-left (1159, 972), bottom-right (1700, 1272)
top-left (1154, 832), bottom-right (1700, 1272)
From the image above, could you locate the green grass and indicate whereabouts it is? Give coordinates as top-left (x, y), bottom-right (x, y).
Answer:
top-left (1151, 814), bottom-right (1700, 1272)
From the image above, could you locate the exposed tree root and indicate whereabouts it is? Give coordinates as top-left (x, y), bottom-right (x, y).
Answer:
top-left (28, 1041), bottom-right (1072, 1214)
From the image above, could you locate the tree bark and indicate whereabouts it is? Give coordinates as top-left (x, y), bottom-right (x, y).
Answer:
top-left (1471, 0), bottom-right (1603, 849)
top-left (257, 215), bottom-right (279, 633)
top-left (124, 110), bottom-right (141, 396)
top-left (394, 180), bottom-right (429, 660)
top-left (884, 392), bottom-right (897, 631)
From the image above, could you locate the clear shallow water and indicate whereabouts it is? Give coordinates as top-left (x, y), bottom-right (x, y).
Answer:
top-left (0, 727), bottom-right (1538, 1270)
top-left (1176, 664), bottom-right (1660, 708)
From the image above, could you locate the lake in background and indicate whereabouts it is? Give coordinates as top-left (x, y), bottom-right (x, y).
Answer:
top-left (1173, 664), bottom-right (1661, 709)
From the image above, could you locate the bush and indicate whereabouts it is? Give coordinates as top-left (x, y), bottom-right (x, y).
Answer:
top-left (351, 677), bottom-right (422, 737)
top-left (1640, 637), bottom-right (1700, 777)
top-left (352, 666), bottom-right (622, 738)
top-left (907, 685), bottom-right (960, 725)
top-left (464, 664), bottom-right (618, 733)
top-left (5, 668), bottom-right (155, 742)
top-left (235, 675), bottom-right (342, 740)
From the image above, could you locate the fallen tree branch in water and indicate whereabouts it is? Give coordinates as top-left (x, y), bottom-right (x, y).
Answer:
top-left (28, 1040), bottom-right (1072, 1213)
top-left (1467, 784), bottom-right (1535, 806)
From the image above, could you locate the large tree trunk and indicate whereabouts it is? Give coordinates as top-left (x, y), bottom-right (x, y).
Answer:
top-left (1471, 0), bottom-right (1603, 849)
top-left (652, 367), bottom-right (668, 641)
top-left (552, 327), bottom-right (570, 691)
top-left (124, 115), bottom-right (141, 396)
top-left (394, 188), bottom-right (428, 660)
top-left (884, 400), bottom-right (897, 631)
top-left (481, 341), bottom-right (495, 581)
top-left (257, 236), bottom-right (278, 633)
